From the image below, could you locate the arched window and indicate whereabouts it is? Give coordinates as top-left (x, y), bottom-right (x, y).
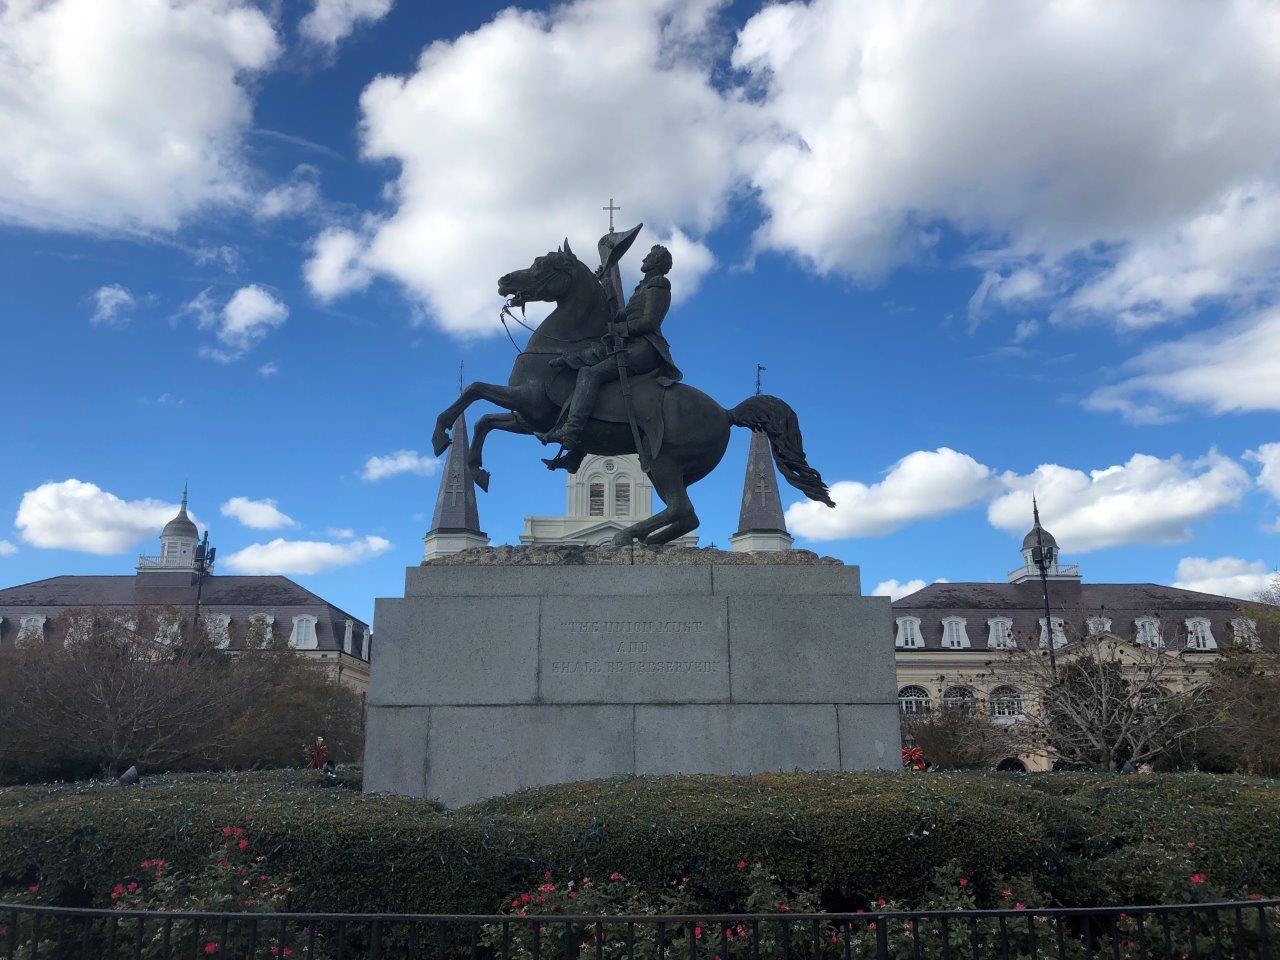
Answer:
top-left (290, 615), bottom-right (318, 650)
top-left (941, 616), bottom-right (970, 649)
top-left (989, 685), bottom-right (1024, 721)
top-left (614, 480), bottom-right (631, 517)
top-left (987, 617), bottom-right (1014, 649)
top-left (898, 685), bottom-right (932, 715)
top-left (1185, 617), bottom-right (1216, 651)
top-left (895, 617), bottom-right (923, 649)
top-left (1134, 616), bottom-right (1163, 649)
top-left (942, 686), bottom-right (977, 714)
top-left (588, 481), bottom-right (605, 517)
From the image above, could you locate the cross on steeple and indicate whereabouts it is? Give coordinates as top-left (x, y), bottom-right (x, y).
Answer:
top-left (755, 363), bottom-right (765, 396)
top-left (603, 198), bottom-right (621, 232)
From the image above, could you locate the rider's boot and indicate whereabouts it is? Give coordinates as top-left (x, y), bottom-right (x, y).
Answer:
top-left (542, 365), bottom-right (606, 448)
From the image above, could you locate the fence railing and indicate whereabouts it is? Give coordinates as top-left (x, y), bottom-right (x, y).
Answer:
top-left (2, 899), bottom-right (1277, 960)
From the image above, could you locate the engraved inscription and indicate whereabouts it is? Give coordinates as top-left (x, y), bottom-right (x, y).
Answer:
top-left (552, 618), bottom-right (723, 680)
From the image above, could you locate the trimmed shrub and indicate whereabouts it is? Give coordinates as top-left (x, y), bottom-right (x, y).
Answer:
top-left (1, 771), bottom-right (1277, 914)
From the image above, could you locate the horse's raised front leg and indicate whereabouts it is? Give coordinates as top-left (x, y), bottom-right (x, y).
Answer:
top-left (433, 381), bottom-right (528, 456)
top-left (468, 412), bottom-right (534, 492)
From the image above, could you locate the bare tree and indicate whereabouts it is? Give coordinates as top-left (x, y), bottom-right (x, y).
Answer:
top-left (990, 632), bottom-right (1218, 771)
top-left (902, 706), bottom-right (1015, 770)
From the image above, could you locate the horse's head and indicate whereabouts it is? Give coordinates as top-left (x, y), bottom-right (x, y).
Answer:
top-left (497, 240), bottom-right (586, 308)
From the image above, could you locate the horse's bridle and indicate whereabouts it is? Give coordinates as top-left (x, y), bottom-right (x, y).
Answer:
top-left (497, 254), bottom-right (603, 353)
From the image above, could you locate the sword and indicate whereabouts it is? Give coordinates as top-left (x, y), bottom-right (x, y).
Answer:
top-left (596, 224), bottom-right (652, 473)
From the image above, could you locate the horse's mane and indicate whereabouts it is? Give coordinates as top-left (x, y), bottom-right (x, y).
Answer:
top-left (529, 251), bottom-right (610, 347)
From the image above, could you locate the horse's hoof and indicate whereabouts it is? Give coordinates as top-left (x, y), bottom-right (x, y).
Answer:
top-left (432, 429), bottom-right (451, 457)
top-left (611, 531), bottom-right (635, 547)
top-left (473, 468), bottom-right (490, 492)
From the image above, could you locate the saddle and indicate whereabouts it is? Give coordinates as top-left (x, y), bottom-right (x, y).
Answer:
top-left (544, 368), bottom-right (674, 460)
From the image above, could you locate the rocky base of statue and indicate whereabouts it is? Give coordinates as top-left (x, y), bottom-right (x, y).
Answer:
top-left (424, 544), bottom-right (839, 566)
top-left (363, 556), bottom-right (901, 807)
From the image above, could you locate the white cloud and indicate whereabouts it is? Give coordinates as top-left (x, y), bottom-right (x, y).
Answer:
top-left (223, 535), bottom-right (391, 574)
top-left (787, 447), bottom-right (995, 540)
top-left (186, 285), bottom-right (287, 361)
top-left (1085, 307), bottom-right (1280, 423)
top-left (256, 165), bottom-right (321, 220)
top-left (0, 540), bottom-right (17, 557)
top-left (258, 362), bottom-right (279, 376)
top-left (299, 0), bottom-right (393, 48)
top-left (0, 0), bottom-right (278, 233)
top-left (219, 496), bottom-right (297, 530)
top-left (325, 527), bottom-right (356, 540)
top-left (872, 577), bottom-right (949, 601)
top-left (989, 451), bottom-right (1250, 552)
top-left (360, 449), bottom-right (439, 482)
top-left (15, 479), bottom-right (191, 554)
top-left (1173, 556), bottom-right (1275, 601)
top-left (304, 0), bottom-right (756, 334)
top-left (1245, 442), bottom-right (1280, 531)
top-left (733, 0), bottom-right (1280, 305)
top-left (89, 284), bottom-right (136, 326)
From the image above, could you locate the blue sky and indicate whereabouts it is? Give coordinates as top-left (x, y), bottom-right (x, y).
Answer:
top-left (2, 0), bottom-right (1279, 622)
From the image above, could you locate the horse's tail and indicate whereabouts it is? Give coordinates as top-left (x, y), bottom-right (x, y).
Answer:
top-left (728, 394), bottom-right (835, 507)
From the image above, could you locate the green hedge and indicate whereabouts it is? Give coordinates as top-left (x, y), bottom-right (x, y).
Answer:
top-left (1, 771), bottom-right (1277, 913)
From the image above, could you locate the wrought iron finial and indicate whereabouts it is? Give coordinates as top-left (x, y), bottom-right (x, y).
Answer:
top-left (755, 363), bottom-right (765, 396)
top-left (459, 360), bottom-right (464, 393)
top-left (603, 197), bottom-right (621, 232)
top-left (181, 481), bottom-right (188, 511)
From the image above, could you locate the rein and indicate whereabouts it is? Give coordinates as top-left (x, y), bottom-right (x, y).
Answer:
top-left (498, 259), bottom-right (609, 354)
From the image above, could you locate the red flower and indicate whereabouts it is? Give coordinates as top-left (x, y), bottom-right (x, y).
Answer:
top-left (568, 891), bottom-right (577, 899)
top-left (110, 883), bottom-right (125, 901)
top-left (520, 893), bottom-right (531, 904)
top-left (959, 878), bottom-right (969, 888)
top-left (270, 949), bottom-right (293, 958)
top-left (609, 872), bottom-right (623, 882)
top-left (222, 827), bottom-right (234, 837)
top-left (868, 923), bottom-right (876, 932)
top-left (259, 874), bottom-right (269, 884)
top-left (737, 860), bottom-right (747, 870)
top-left (1190, 874), bottom-right (1207, 885)
top-left (544, 871), bottom-right (553, 880)
top-left (777, 902), bottom-right (788, 912)
top-left (694, 927), bottom-right (703, 939)
top-left (1001, 889), bottom-right (1013, 899)
top-left (725, 929), bottom-right (734, 940)
top-left (204, 943), bottom-right (219, 954)
top-left (218, 858), bottom-right (230, 869)
top-left (27, 884), bottom-right (39, 894)
top-left (238, 839), bottom-right (249, 850)
top-left (1014, 904), bottom-right (1027, 911)
top-left (511, 899), bottom-right (520, 908)
top-left (126, 882), bottom-right (138, 893)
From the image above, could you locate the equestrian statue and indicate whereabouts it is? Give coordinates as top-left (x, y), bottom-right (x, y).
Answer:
top-left (431, 224), bottom-right (835, 546)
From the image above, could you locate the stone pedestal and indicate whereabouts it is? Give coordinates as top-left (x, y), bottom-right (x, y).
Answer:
top-left (364, 550), bottom-right (901, 807)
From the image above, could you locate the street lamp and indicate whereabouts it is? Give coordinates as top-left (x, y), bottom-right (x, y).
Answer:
top-left (1030, 496), bottom-right (1058, 676)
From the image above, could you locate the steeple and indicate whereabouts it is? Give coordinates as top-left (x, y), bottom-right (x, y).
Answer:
top-left (729, 429), bottom-right (793, 553)
top-left (423, 408), bottom-right (489, 560)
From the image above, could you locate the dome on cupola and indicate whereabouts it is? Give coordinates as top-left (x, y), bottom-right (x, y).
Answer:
top-left (161, 498), bottom-right (198, 540)
top-left (1021, 522), bottom-right (1057, 552)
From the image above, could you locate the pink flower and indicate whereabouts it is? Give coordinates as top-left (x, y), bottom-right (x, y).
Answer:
top-left (1001, 890), bottom-right (1013, 899)
top-left (544, 871), bottom-right (553, 880)
top-left (520, 893), bottom-right (531, 904)
top-left (539, 883), bottom-right (556, 893)
top-left (270, 949), bottom-right (293, 958)
top-left (204, 943), bottom-right (219, 954)
top-left (737, 860), bottom-right (747, 870)
top-left (1190, 874), bottom-right (1207, 885)
top-left (27, 884), bottom-right (39, 894)
top-left (694, 927), bottom-right (703, 939)
top-left (959, 878), bottom-right (969, 888)
top-left (222, 827), bottom-right (234, 837)
top-left (218, 858), bottom-right (230, 869)
top-left (110, 884), bottom-right (125, 901)
top-left (609, 872), bottom-right (622, 881)
top-left (1014, 904), bottom-right (1027, 911)
top-left (259, 874), bottom-right (269, 884)
top-left (238, 839), bottom-right (249, 850)
top-left (126, 882), bottom-right (138, 893)
top-left (777, 902), bottom-right (788, 912)
top-left (876, 898), bottom-right (887, 907)
top-left (511, 899), bottom-right (520, 908)
top-left (724, 929), bottom-right (734, 940)
top-left (569, 891), bottom-right (577, 899)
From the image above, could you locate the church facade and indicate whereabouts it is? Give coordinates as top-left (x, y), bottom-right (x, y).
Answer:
top-left (0, 491), bottom-right (372, 694)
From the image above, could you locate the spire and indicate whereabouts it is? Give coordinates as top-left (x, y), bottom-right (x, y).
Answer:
top-left (423, 410), bottom-right (489, 560)
top-left (729, 430), bottom-right (793, 553)
top-left (181, 481), bottom-right (188, 512)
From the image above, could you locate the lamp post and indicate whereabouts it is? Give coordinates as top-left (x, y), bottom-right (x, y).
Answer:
top-left (1030, 496), bottom-right (1058, 677)
top-left (192, 530), bottom-right (216, 642)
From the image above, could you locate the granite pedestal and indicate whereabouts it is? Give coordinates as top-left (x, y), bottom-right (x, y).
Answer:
top-left (363, 550), bottom-right (901, 807)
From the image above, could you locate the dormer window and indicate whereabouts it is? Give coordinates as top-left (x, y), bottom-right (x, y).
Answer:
top-left (290, 615), bottom-right (318, 650)
top-left (17, 615), bottom-right (46, 644)
top-left (941, 616), bottom-right (970, 649)
top-left (1231, 617), bottom-right (1259, 649)
top-left (1185, 617), bottom-right (1216, 651)
top-left (342, 620), bottom-right (354, 655)
top-left (1039, 616), bottom-right (1067, 649)
top-left (895, 616), bottom-right (923, 649)
top-left (1135, 616), bottom-right (1163, 649)
top-left (1087, 616), bottom-right (1112, 636)
top-left (203, 614), bottom-right (231, 649)
top-left (987, 617), bottom-right (1014, 649)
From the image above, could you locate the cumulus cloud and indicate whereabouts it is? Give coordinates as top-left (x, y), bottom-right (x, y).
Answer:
top-left (1245, 443), bottom-right (1280, 530)
top-left (304, 0), bottom-right (755, 334)
top-left (989, 451), bottom-right (1250, 552)
top-left (299, 0), bottom-right (393, 47)
top-left (1173, 556), bottom-right (1275, 600)
top-left (258, 362), bottom-right (279, 376)
top-left (872, 577), bottom-right (949, 601)
top-left (733, 0), bottom-right (1280, 307)
top-left (15, 480), bottom-right (191, 554)
top-left (0, 0), bottom-right (278, 233)
top-left (787, 448), bottom-right (995, 540)
top-left (223, 535), bottom-right (391, 574)
top-left (89, 284), bottom-right (136, 326)
top-left (256, 165), bottom-right (321, 220)
top-left (187, 285), bottom-right (287, 361)
top-left (219, 496), bottom-right (297, 530)
top-left (1085, 307), bottom-right (1280, 423)
top-left (0, 540), bottom-right (17, 557)
top-left (360, 449), bottom-right (439, 482)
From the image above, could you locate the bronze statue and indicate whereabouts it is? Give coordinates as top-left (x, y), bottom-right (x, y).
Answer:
top-left (432, 229), bottom-right (834, 546)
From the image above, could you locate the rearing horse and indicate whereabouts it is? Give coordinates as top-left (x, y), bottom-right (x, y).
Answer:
top-left (432, 241), bottom-right (835, 546)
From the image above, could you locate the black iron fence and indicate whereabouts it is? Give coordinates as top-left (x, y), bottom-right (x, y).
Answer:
top-left (3, 899), bottom-right (1277, 960)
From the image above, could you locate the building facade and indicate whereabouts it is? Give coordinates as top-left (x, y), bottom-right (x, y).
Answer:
top-left (0, 491), bottom-right (372, 693)
top-left (891, 516), bottom-right (1262, 768)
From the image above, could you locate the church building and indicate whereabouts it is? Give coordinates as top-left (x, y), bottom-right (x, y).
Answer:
top-left (0, 490), bottom-right (372, 693)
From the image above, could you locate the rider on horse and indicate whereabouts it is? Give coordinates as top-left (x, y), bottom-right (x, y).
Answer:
top-left (542, 244), bottom-right (682, 450)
